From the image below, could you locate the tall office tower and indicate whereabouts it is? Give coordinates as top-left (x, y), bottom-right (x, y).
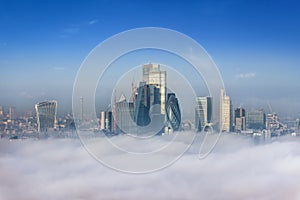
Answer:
top-left (134, 82), bottom-right (161, 127)
top-left (246, 109), bottom-right (266, 130)
top-left (220, 89), bottom-right (232, 132)
top-left (142, 63), bottom-right (166, 115)
top-left (9, 106), bottom-right (16, 120)
top-left (234, 107), bottom-right (246, 132)
top-left (35, 100), bottom-right (57, 132)
top-left (0, 106), bottom-right (3, 120)
top-left (165, 93), bottom-right (181, 133)
top-left (195, 96), bottom-right (212, 132)
top-left (99, 111), bottom-right (113, 132)
top-left (116, 94), bottom-right (135, 133)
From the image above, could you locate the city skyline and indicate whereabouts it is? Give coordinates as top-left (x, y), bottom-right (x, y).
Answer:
top-left (1, 0), bottom-right (300, 118)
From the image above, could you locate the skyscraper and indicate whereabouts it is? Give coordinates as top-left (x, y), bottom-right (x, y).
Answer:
top-left (166, 93), bottom-right (181, 133)
top-left (35, 100), bottom-right (57, 132)
top-left (134, 82), bottom-right (161, 127)
top-left (142, 63), bottom-right (166, 115)
top-left (0, 106), bottom-right (3, 120)
top-left (99, 111), bottom-right (113, 132)
top-left (234, 107), bottom-right (246, 132)
top-left (195, 96), bottom-right (212, 132)
top-left (116, 94), bottom-right (135, 133)
top-left (220, 89), bottom-right (232, 132)
top-left (9, 106), bottom-right (16, 120)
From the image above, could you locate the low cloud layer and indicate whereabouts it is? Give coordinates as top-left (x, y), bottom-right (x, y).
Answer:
top-left (1, 134), bottom-right (300, 200)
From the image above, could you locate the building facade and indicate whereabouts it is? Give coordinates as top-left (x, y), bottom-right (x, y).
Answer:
top-left (116, 94), bottom-right (135, 133)
top-left (99, 111), bottom-right (113, 132)
top-left (35, 100), bottom-right (57, 132)
top-left (142, 63), bottom-right (166, 115)
top-left (220, 89), bottom-right (232, 132)
top-left (166, 93), bottom-right (181, 133)
top-left (234, 107), bottom-right (246, 132)
top-left (246, 109), bottom-right (266, 130)
top-left (195, 96), bottom-right (212, 132)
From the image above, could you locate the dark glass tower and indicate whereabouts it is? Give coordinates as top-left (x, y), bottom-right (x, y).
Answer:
top-left (134, 82), bottom-right (161, 127)
top-left (166, 93), bottom-right (181, 132)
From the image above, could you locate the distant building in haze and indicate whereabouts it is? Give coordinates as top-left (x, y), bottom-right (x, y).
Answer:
top-left (0, 106), bottom-right (3, 120)
top-left (266, 113), bottom-right (280, 130)
top-left (116, 94), bottom-right (135, 133)
top-left (99, 111), bottom-right (113, 132)
top-left (195, 96), bottom-right (212, 132)
top-left (35, 100), bottom-right (57, 132)
top-left (246, 109), bottom-right (266, 130)
top-left (234, 107), bottom-right (246, 132)
top-left (220, 89), bottom-right (232, 132)
top-left (9, 106), bottom-right (16, 120)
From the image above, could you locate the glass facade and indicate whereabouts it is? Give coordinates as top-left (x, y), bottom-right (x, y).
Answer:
top-left (246, 110), bottom-right (266, 130)
top-left (166, 93), bottom-right (181, 131)
top-left (195, 97), bottom-right (212, 132)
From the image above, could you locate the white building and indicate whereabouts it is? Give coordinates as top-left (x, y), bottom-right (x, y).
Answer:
top-left (220, 89), bottom-right (232, 132)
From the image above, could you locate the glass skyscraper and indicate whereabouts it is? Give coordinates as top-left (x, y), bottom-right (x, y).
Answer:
top-left (142, 63), bottom-right (166, 115)
top-left (195, 96), bottom-right (212, 132)
top-left (166, 93), bottom-right (181, 132)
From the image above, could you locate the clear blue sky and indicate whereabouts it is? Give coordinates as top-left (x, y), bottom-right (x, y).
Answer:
top-left (1, 0), bottom-right (300, 117)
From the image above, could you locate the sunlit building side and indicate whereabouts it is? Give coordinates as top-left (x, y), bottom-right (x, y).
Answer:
top-left (99, 111), bottom-right (113, 132)
top-left (142, 63), bottom-right (166, 115)
top-left (220, 89), bottom-right (233, 132)
top-left (195, 96), bottom-right (212, 132)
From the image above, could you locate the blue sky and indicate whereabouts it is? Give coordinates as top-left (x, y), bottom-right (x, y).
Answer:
top-left (1, 0), bottom-right (300, 117)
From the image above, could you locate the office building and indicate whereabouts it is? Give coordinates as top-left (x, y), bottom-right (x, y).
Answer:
top-left (142, 63), bottom-right (166, 115)
top-left (134, 81), bottom-right (161, 126)
top-left (166, 93), bottom-right (181, 133)
top-left (116, 94), bottom-right (135, 133)
top-left (99, 111), bottom-right (113, 132)
top-left (35, 100), bottom-right (57, 132)
top-left (195, 96), bottom-right (212, 132)
top-left (0, 106), bottom-right (3, 120)
top-left (9, 106), bottom-right (16, 120)
top-left (234, 107), bottom-right (246, 132)
top-left (220, 89), bottom-right (232, 132)
top-left (266, 113), bottom-right (280, 130)
top-left (246, 109), bottom-right (266, 130)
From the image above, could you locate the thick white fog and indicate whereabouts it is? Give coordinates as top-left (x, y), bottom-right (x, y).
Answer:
top-left (1, 134), bottom-right (300, 200)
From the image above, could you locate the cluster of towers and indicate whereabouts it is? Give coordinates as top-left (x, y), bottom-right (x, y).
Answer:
top-left (99, 64), bottom-right (181, 135)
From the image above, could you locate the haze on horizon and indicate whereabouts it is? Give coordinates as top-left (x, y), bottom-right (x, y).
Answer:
top-left (1, 0), bottom-right (300, 118)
